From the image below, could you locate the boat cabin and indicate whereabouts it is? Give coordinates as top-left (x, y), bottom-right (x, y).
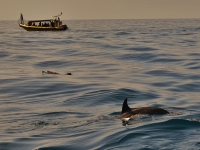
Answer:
top-left (27, 19), bottom-right (60, 27)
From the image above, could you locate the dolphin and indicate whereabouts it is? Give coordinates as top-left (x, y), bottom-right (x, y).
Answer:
top-left (119, 98), bottom-right (169, 122)
top-left (42, 70), bottom-right (59, 74)
top-left (42, 70), bottom-right (72, 75)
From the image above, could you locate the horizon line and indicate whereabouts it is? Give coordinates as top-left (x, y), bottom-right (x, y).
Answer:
top-left (2, 17), bottom-right (200, 21)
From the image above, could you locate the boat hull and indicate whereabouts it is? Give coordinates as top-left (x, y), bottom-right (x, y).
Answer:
top-left (19, 24), bottom-right (68, 31)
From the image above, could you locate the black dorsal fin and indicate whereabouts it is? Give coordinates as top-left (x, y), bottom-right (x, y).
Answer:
top-left (121, 98), bottom-right (132, 114)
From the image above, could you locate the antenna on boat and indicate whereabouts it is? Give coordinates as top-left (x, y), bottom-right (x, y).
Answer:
top-left (52, 12), bottom-right (62, 18)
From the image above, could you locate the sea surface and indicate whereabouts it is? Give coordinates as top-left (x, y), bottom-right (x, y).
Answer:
top-left (1, 19), bottom-right (200, 150)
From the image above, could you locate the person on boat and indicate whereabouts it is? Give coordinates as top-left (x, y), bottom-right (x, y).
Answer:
top-left (58, 17), bottom-right (61, 26)
top-left (20, 13), bottom-right (24, 24)
top-left (51, 21), bottom-right (54, 27)
top-left (54, 18), bottom-right (58, 27)
top-left (39, 22), bottom-right (41, 26)
top-left (33, 23), bottom-right (35, 26)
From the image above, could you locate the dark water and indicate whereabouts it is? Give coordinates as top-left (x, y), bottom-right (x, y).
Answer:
top-left (1, 19), bottom-right (200, 150)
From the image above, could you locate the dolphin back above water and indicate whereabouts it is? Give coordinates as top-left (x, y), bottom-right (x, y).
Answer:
top-left (119, 98), bottom-right (169, 121)
top-left (42, 70), bottom-right (72, 75)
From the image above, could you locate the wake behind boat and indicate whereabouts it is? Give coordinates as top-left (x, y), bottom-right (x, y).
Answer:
top-left (18, 13), bottom-right (68, 31)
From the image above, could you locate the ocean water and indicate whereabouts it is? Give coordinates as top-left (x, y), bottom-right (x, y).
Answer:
top-left (1, 19), bottom-right (200, 150)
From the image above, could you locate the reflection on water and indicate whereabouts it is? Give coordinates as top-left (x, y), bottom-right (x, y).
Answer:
top-left (0, 19), bottom-right (200, 149)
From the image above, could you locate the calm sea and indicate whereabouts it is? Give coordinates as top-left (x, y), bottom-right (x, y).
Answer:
top-left (1, 19), bottom-right (200, 150)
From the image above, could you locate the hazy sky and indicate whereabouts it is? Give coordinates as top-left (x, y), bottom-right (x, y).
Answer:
top-left (1, 0), bottom-right (200, 20)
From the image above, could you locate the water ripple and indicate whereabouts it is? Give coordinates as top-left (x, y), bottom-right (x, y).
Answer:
top-left (0, 19), bottom-right (200, 150)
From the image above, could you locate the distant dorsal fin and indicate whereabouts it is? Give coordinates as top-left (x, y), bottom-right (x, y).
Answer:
top-left (121, 98), bottom-right (132, 114)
